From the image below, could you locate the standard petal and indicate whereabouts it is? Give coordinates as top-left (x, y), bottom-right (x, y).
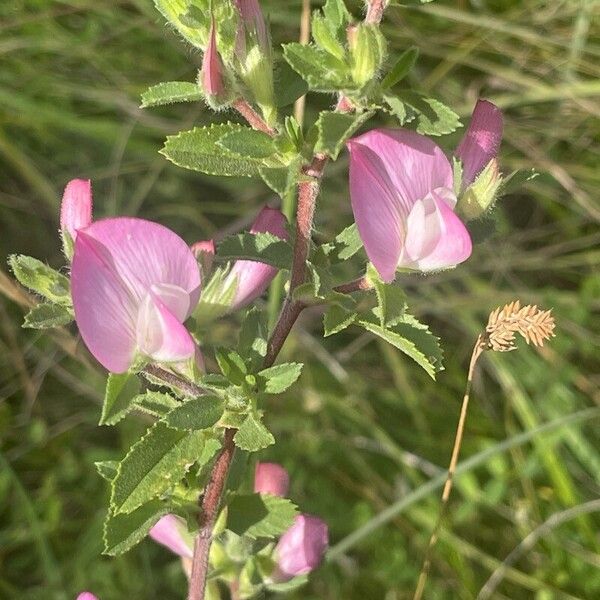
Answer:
top-left (71, 231), bottom-right (137, 373)
top-left (455, 100), bottom-right (503, 188)
top-left (249, 206), bottom-right (289, 239)
top-left (76, 218), bottom-right (201, 317)
top-left (149, 515), bottom-right (194, 559)
top-left (136, 293), bottom-right (196, 363)
top-left (402, 188), bottom-right (472, 271)
top-left (60, 179), bottom-right (92, 241)
top-left (76, 593), bottom-right (99, 600)
top-left (254, 462), bottom-right (289, 497)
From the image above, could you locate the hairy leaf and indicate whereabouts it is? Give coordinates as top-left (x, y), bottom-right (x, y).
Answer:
top-left (216, 232), bottom-right (292, 270)
top-left (23, 303), bottom-right (73, 329)
top-left (314, 110), bottom-right (373, 159)
top-left (9, 255), bottom-right (71, 305)
top-left (227, 493), bottom-right (298, 539)
top-left (234, 413), bottom-right (275, 452)
top-left (140, 81), bottom-right (202, 108)
top-left (239, 309), bottom-right (269, 371)
top-left (100, 373), bottom-right (142, 426)
top-left (324, 304), bottom-right (357, 337)
top-left (257, 363), bottom-right (303, 394)
top-left (164, 396), bottom-right (225, 430)
top-left (218, 129), bottom-right (276, 159)
top-left (95, 460), bottom-right (119, 482)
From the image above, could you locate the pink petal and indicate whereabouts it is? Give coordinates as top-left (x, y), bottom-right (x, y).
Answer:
top-left (235, 0), bottom-right (269, 50)
top-left (71, 231), bottom-right (138, 373)
top-left (275, 514), bottom-right (329, 581)
top-left (402, 188), bottom-right (472, 271)
top-left (60, 179), bottom-right (92, 242)
top-left (228, 207), bottom-right (288, 310)
top-left (77, 218), bottom-right (201, 313)
top-left (347, 129), bottom-right (453, 283)
top-left (202, 18), bottom-right (224, 97)
top-left (191, 239), bottom-right (216, 276)
top-left (455, 100), bottom-right (503, 188)
top-left (76, 594), bottom-right (99, 600)
top-left (149, 515), bottom-right (194, 559)
top-left (136, 292), bottom-right (196, 363)
top-left (254, 462), bottom-right (289, 497)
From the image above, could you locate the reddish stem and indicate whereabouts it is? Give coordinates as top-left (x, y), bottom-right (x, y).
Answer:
top-left (232, 98), bottom-right (275, 136)
top-left (334, 276), bottom-right (372, 295)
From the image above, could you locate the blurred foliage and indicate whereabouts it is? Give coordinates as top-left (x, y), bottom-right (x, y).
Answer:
top-left (1, 1), bottom-right (599, 599)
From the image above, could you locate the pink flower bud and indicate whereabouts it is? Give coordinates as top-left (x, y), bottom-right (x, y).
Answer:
top-left (254, 462), bottom-right (289, 497)
top-left (455, 100), bottom-right (503, 188)
top-left (60, 179), bottom-right (92, 243)
top-left (191, 239), bottom-right (216, 276)
top-left (149, 514), bottom-right (194, 559)
top-left (234, 0), bottom-right (269, 51)
top-left (347, 129), bottom-right (472, 282)
top-left (274, 514), bottom-right (329, 581)
top-left (71, 218), bottom-right (201, 373)
top-left (226, 207), bottom-right (288, 311)
top-left (76, 594), bottom-right (99, 600)
top-left (201, 19), bottom-right (225, 98)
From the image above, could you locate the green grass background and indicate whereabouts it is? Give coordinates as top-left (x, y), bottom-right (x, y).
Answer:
top-left (1, 1), bottom-right (599, 598)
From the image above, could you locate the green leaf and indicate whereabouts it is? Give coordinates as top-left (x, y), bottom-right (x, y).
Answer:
top-left (111, 422), bottom-right (205, 514)
top-left (274, 61), bottom-right (309, 108)
top-left (312, 13), bottom-right (346, 61)
top-left (218, 129), bottom-right (276, 159)
top-left (161, 124), bottom-right (270, 177)
top-left (215, 349), bottom-right (247, 385)
top-left (193, 265), bottom-right (238, 326)
top-left (103, 500), bottom-right (169, 556)
top-left (227, 493), bottom-right (298, 539)
top-left (323, 303), bottom-right (357, 337)
top-left (23, 303), bottom-right (73, 329)
top-left (95, 460), bottom-right (119, 482)
top-left (153, 0), bottom-right (205, 47)
top-left (381, 47), bottom-right (419, 89)
top-left (257, 363), bottom-right (303, 394)
top-left (216, 232), bottom-right (292, 270)
top-left (314, 110), bottom-right (373, 159)
top-left (322, 0), bottom-right (352, 34)
top-left (133, 391), bottom-right (180, 418)
top-left (9, 255), bottom-right (71, 306)
top-left (367, 264), bottom-right (407, 327)
top-left (259, 155), bottom-right (302, 197)
top-left (239, 309), bottom-right (269, 371)
top-left (385, 92), bottom-right (461, 136)
top-left (164, 396), bottom-right (225, 430)
top-left (283, 43), bottom-right (352, 92)
top-left (100, 373), bottom-right (142, 426)
top-left (321, 223), bottom-right (364, 262)
top-left (140, 81), bottom-right (202, 108)
top-left (358, 313), bottom-right (443, 379)
top-left (234, 413), bottom-right (275, 452)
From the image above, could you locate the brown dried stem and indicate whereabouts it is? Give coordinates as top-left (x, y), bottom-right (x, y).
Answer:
top-left (412, 301), bottom-right (555, 600)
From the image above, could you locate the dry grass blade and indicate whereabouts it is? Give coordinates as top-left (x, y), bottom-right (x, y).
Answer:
top-left (484, 300), bottom-right (556, 352)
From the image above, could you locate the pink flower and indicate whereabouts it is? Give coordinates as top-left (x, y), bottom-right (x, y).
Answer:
top-left (149, 514), bottom-right (194, 559)
top-left (76, 594), bottom-right (99, 600)
top-left (71, 218), bottom-right (201, 373)
top-left (201, 18), bottom-right (225, 98)
top-left (254, 462), bottom-right (290, 497)
top-left (274, 514), bottom-right (329, 581)
top-left (191, 239), bottom-right (216, 276)
top-left (234, 0), bottom-right (269, 51)
top-left (225, 207), bottom-right (288, 311)
top-left (347, 129), bottom-right (472, 282)
top-left (455, 99), bottom-right (503, 189)
top-left (60, 179), bottom-right (92, 245)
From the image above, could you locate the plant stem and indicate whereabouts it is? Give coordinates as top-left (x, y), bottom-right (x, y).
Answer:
top-left (334, 275), bottom-right (372, 295)
top-left (231, 98), bottom-right (275, 136)
top-left (412, 335), bottom-right (485, 600)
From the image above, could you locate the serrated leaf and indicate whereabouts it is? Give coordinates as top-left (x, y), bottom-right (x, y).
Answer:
top-left (161, 124), bottom-right (269, 177)
top-left (95, 460), bottom-right (119, 482)
top-left (111, 422), bottom-right (205, 514)
top-left (140, 81), bottom-right (202, 108)
top-left (322, 0), bottom-right (352, 33)
top-left (312, 13), bottom-right (346, 60)
top-left (133, 391), bottom-right (180, 418)
top-left (164, 396), bottom-right (225, 430)
top-left (324, 303), bottom-right (357, 336)
top-left (103, 500), bottom-right (169, 556)
top-left (227, 493), bottom-right (298, 539)
top-left (215, 349), bottom-right (247, 385)
top-left (314, 110), bottom-right (373, 159)
top-left (367, 264), bottom-right (407, 327)
top-left (216, 232), bottom-right (292, 270)
top-left (358, 313), bottom-right (443, 379)
top-left (381, 47), bottom-right (419, 89)
top-left (9, 255), bottom-right (71, 305)
top-left (283, 43), bottom-right (352, 92)
top-left (259, 155), bottom-right (302, 197)
top-left (321, 223), bottom-right (364, 262)
top-left (257, 363), bottom-right (303, 394)
top-left (239, 309), bottom-right (269, 371)
top-left (23, 303), bottom-right (73, 329)
top-left (386, 92), bottom-right (461, 136)
top-left (218, 129), bottom-right (276, 159)
top-left (100, 373), bottom-right (142, 426)
top-left (234, 413), bottom-right (274, 452)
top-left (274, 61), bottom-right (309, 108)
top-left (153, 0), bottom-right (205, 47)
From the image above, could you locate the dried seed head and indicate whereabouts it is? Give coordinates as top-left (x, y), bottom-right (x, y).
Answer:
top-left (484, 300), bottom-right (555, 352)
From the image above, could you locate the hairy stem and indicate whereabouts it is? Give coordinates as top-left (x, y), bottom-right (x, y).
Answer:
top-left (334, 275), bottom-right (372, 295)
top-left (232, 98), bottom-right (275, 136)
top-left (412, 336), bottom-right (485, 600)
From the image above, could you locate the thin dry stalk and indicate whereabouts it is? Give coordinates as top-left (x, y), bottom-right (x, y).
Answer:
top-left (412, 301), bottom-right (555, 600)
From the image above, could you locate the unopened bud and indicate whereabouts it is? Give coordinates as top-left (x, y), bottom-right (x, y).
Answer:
top-left (456, 158), bottom-right (503, 221)
top-left (350, 24), bottom-right (386, 88)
